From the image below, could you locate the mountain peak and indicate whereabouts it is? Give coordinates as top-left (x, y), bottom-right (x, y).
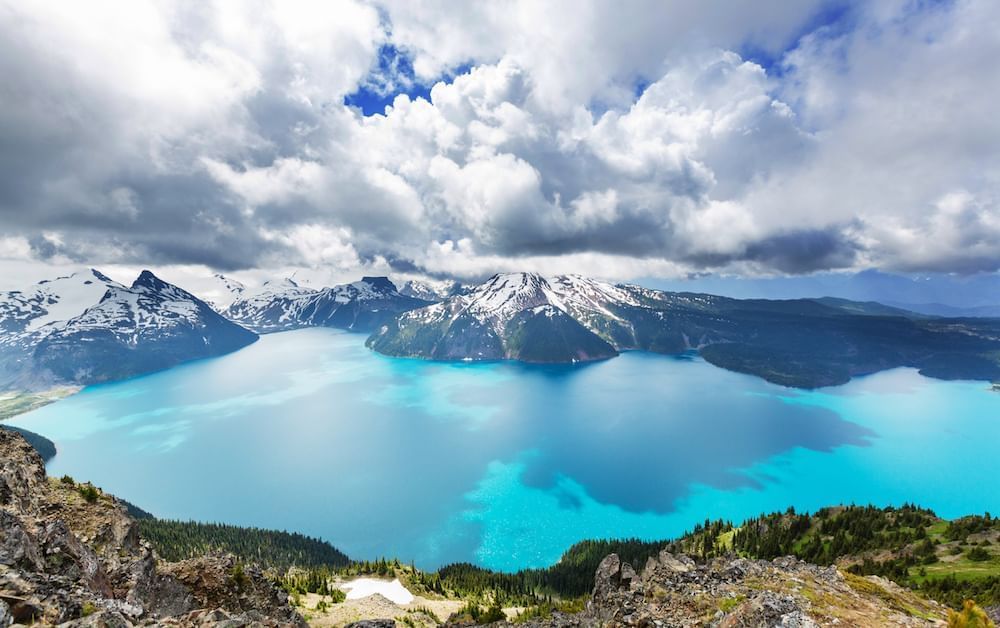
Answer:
top-left (89, 268), bottom-right (114, 283)
top-left (486, 271), bottom-right (545, 283)
top-left (359, 276), bottom-right (398, 293)
top-left (131, 269), bottom-right (166, 290)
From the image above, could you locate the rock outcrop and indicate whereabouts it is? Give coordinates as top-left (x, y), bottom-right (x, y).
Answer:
top-left (0, 430), bottom-right (304, 627)
top-left (512, 552), bottom-right (948, 627)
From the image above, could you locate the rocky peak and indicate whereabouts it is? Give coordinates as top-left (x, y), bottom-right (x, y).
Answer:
top-left (130, 269), bottom-right (169, 291)
top-left (89, 268), bottom-right (115, 284)
top-left (359, 276), bottom-right (398, 294)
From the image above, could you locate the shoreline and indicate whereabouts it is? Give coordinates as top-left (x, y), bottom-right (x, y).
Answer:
top-left (0, 385), bottom-right (81, 421)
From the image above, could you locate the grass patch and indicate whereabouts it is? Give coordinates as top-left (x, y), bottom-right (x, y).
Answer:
top-left (716, 530), bottom-right (736, 552)
top-left (718, 595), bottom-right (746, 613)
top-left (845, 572), bottom-right (886, 596)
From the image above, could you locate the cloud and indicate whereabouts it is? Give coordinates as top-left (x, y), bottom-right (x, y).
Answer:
top-left (0, 0), bottom-right (997, 283)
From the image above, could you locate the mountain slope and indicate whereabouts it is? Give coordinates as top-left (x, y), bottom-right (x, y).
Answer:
top-left (298, 276), bottom-right (431, 331)
top-left (367, 273), bottom-right (619, 362)
top-left (1, 271), bottom-right (257, 389)
top-left (201, 273), bottom-right (248, 311)
top-left (0, 269), bottom-right (123, 341)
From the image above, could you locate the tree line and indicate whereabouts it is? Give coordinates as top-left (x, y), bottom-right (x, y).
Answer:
top-left (138, 519), bottom-right (349, 570)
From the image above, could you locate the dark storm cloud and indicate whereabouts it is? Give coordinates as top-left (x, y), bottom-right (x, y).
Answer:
top-left (743, 228), bottom-right (861, 274)
top-left (27, 235), bottom-right (61, 261)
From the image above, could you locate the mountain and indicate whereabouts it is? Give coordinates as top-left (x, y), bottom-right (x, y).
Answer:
top-left (224, 276), bottom-right (431, 333)
top-left (201, 273), bottom-right (247, 311)
top-left (0, 269), bottom-right (123, 339)
top-left (0, 270), bottom-right (257, 390)
top-left (367, 273), bottom-right (620, 362)
top-left (368, 272), bottom-right (1000, 387)
top-left (223, 277), bottom-right (319, 333)
top-left (398, 278), bottom-right (468, 301)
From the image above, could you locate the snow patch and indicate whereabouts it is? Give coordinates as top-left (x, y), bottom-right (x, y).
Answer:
top-left (340, 578), bottom-right (414, 605)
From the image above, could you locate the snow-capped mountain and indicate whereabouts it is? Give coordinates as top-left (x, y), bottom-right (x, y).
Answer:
top-left (0, 270), bottom-right (257, 390)
top-left (0, 269), bottom-right (123, 341)
top-left (367, 273), bottom-right (624, 362)
top-left (223, 278), bottom-right (319, 333)
top-left (200, 273), bottom-right (247, 311)
top-left (398, 278), bottom-right (467, 302)
top-left (297, 277), bottom-right (431, 331)
top-left (222, 276), bottom-right (431, 333)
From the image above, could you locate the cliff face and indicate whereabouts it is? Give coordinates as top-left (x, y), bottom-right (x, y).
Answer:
top-left (0, 430), bottom-right (303, 627)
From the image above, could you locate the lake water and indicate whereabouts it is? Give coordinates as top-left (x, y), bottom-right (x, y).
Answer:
top-left (9, 328), bottom-right (1000, 571)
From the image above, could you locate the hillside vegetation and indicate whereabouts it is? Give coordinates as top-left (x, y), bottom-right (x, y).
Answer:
top-left (133, 504), bottom-right (1000, 617)
top-left (137, 519), bottom-right (350, 571)
top-left (666, 504), bottom-right (1000, 611)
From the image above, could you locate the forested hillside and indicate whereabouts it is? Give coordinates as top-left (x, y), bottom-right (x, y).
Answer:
top-left (135, 504), bottom-right (1000, 613)
top-left (138, 519), bottom-right (350, 570)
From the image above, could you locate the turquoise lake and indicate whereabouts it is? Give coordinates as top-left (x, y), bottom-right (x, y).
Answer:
top-left (9, 328), bottom-right (1000, 571)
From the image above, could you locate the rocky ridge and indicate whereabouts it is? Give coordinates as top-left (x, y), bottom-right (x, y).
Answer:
top-left (514, 552), bottom-right (948, 627)
top-left (0, 429), bottom-right (303, 626)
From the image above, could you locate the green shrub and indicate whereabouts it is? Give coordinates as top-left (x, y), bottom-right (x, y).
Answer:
top-left (230, 563), bottom-right (249, 588)
top-left (78, 484), bottom-right (99, 503)
top-left (453, 601), bottom-right (505, 625)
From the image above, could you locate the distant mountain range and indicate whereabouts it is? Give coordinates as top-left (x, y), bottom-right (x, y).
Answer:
top-left (2, 269), bottom-right (999, 392)
top-left (219, 275), bottom-right (430, 334)
top-left (646, 268), bottom-right (1000, 312)
top-left (369, 272), bottom-right (1000, 388)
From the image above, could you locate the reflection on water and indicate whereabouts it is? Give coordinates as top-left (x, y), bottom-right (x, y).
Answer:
top-left (9, 328), bottom-right (1000, 571)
